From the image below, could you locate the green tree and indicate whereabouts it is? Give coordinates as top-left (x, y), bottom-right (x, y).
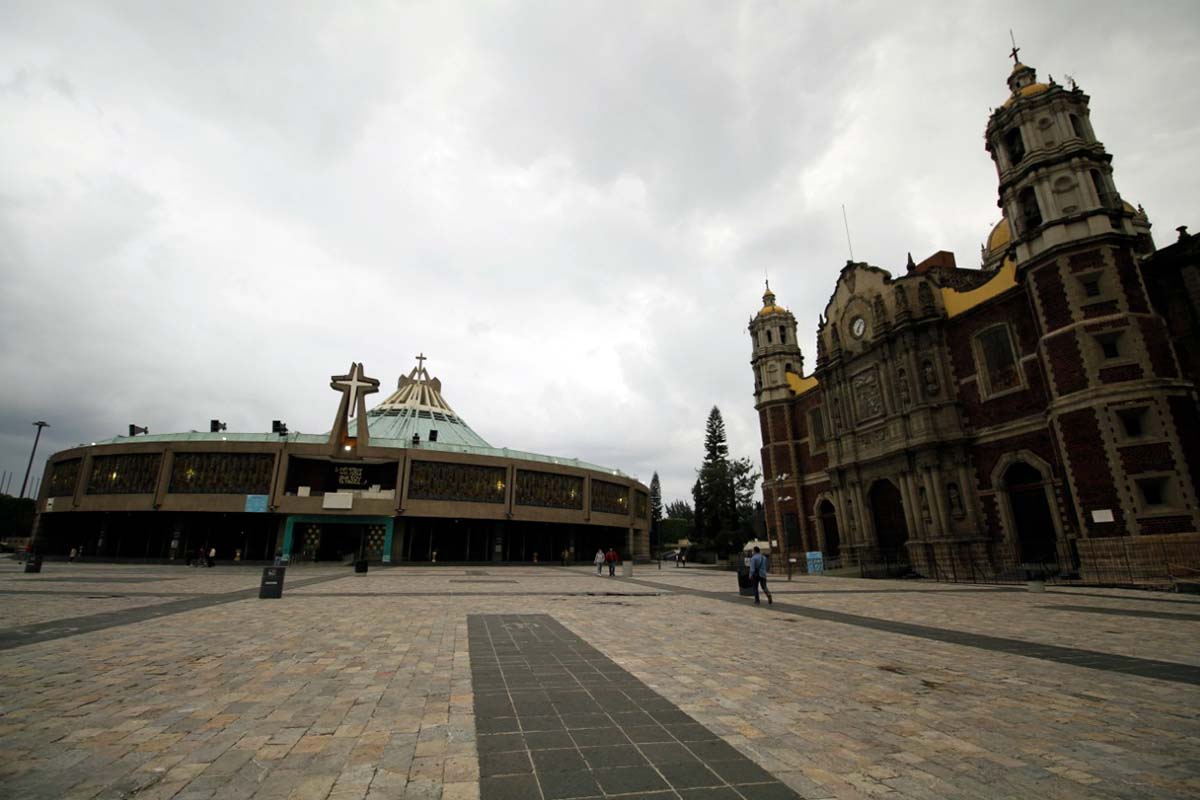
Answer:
top-left (698, 407), bottom-right (735, 541)
top-left (664, 499), bottom-right (692, 520)
top-left (731, 457), bottom-right (762, 536)
top-left (691, 406), bottom-right (761, 551)
top-left (704, 405), bottom-right (729, 462)
top-left (649, 472), bottom-right (663, 551)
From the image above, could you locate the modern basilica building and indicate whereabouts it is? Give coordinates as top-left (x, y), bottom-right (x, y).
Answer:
top-left (752, 57), bottom-right (1200, 583)
top-left (33, 358), bottom-right (651, 564)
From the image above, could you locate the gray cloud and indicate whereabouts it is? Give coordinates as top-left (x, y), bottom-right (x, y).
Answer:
top-left (2, 1), bottom-right (1199, 505)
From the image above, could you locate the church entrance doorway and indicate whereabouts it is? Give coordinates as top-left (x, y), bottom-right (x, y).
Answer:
top-left (817, 499), bottom-right (840, 558)
top-left (282, 515), bottom-right (394, 563)
top-left (869, 480), bottom-right (909, 552)
top-left (1004, 462), bottom-right (1059, 566)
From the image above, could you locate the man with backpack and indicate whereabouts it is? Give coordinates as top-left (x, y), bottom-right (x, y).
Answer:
top-left (749, 546), bottom-right (772, 605)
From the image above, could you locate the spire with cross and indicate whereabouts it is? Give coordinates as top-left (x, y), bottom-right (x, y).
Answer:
top-left (1009, 29), bottom-right (1020, 65)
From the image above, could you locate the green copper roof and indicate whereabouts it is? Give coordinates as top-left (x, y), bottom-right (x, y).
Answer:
top-left (357, 361), bottom-right (491, 448)
top-left (85, 360), bottom-right (626, 477)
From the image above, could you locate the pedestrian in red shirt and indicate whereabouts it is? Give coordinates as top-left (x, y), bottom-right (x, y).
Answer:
top-left (605, 547), bottom-right (617, 577)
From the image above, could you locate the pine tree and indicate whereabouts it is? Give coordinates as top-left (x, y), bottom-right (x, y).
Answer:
top-left (703, 406), bottom-right (729, 463)
top-left (665, 500), bottom-right (693, 520)
top-left (699, 407), bottom-right (734, 541)
top-left (649, 472), bottom-right (663, 551)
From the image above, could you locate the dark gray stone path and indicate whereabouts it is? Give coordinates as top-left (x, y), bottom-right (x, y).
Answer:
top-left (469, 613), bottom-right (800, 800)
top-left (626, 577), bottom-right (1200, 686)
top-left (1044, 604), bottom-right (1200, 622)
top-left (0, 572), bottom-right (346, 651)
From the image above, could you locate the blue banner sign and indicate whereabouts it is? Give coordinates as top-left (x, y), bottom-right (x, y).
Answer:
top-left (244, 494), bottom-right (269, 513)
top-left (805, 551), bottom-right (824, 574)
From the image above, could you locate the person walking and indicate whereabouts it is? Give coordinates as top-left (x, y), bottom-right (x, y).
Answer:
top-left (68, 547), bottom-right (77, 563)
top-left (605, 547), bottom-right (618, 577)
top-left (749, 546), bottom-right (772, 605)
top-left (207, 546), bottom-right (216, 568)
top-left (561, 548), bottom-right (569, 567)
top-left (594, 548), bottom-right (605, 576)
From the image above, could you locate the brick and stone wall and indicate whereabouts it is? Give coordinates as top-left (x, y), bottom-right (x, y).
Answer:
top-left (1045, 332), bottom-right (1086, 395)
top-left (1056, 408), bottom-right (1125, 536)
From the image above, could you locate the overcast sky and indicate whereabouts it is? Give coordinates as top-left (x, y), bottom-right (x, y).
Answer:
top-left (2, 1), bottom-right (1198, 505)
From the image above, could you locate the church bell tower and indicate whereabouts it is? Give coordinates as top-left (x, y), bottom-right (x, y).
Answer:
top-left (749, 282), bottom-right (802, 408)
top-left (986, 51), bottom-right (1199, 541)
top-left (985, 57), bottom-right (1149, 266)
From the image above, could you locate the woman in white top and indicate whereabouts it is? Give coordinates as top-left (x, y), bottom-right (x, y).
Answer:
top-left (594, 548), bottom-right (605, 575)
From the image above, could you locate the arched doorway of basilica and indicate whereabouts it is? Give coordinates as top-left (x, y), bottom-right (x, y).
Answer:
top-left (817, 499), bottom-right (840, 558)
top-left (868, 480), bottom-right (909, 553)
top-left (1004, 461), bottom-right (1059, 565)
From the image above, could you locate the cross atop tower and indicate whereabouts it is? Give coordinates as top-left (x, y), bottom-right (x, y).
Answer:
top-left (330, 362), bottom-right (380, 416)
top-left (415, 352), bottom-right (427, 371)
top-left (1009, 30), bottom-right (1020, 65)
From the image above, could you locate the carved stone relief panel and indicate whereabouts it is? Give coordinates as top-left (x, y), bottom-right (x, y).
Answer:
top-left (918, 282), bottom-right (935, 314)
top-left (851, 368), bottom-right (884, 421)
top-left (921, 358), bottom-right (941, 397)
top-left (896, 367), bottom-right (911, 406)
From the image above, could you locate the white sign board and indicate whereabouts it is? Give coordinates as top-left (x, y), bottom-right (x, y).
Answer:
top-left (322, 492), bottom-right (354, 510)
top-left (1091, 509), bottom-right (1114, 523)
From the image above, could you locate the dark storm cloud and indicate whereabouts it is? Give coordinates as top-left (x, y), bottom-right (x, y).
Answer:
top-left (1, 1), bottom-right (1198, 505)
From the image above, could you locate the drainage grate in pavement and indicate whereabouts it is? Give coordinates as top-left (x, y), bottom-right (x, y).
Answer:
top-left (469, 613), bottom-right (800, 800)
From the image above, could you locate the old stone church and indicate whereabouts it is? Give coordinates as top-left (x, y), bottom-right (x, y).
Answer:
top-left (752, 57), bottom-right (1200, 582)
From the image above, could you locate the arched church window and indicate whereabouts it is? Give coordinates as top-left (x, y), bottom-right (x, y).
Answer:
top-left (976, 324), bottom-right (1021, 396)
top-left (766, 329), bottom-right (773, 344)
top-left (779, 326), bottom-right (787, 344)
top-left (1018, 187), bottom-right (1042, 231)
top-left (1069, 113), bottom-right (1086, 139)
top-left (1004, 127), bottom-right (1026, 164)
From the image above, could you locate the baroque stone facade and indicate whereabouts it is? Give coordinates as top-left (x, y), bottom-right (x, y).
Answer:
top-left (752, 60), bottom-right (1200, 582)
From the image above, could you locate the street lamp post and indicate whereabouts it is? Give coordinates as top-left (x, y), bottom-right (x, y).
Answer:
top-left (19, 421), bottom-right (49, 499)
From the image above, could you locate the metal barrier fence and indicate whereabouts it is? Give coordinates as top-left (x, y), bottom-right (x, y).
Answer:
top-left (858, 538), bottom-right (1200, 589)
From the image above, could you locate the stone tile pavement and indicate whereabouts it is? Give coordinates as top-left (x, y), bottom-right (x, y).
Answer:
top-left (0, 560), bottom-right (1197, 798)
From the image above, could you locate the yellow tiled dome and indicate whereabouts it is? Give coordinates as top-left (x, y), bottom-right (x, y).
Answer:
top-left (987, 217), bottom-right (1011, 252)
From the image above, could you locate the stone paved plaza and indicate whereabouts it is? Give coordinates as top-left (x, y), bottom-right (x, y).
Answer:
top-left (0, 561), bottom-right (1198, 799)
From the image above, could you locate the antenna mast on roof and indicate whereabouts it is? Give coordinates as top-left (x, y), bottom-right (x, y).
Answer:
top-left (842, 204), bottom-right (854, 262)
